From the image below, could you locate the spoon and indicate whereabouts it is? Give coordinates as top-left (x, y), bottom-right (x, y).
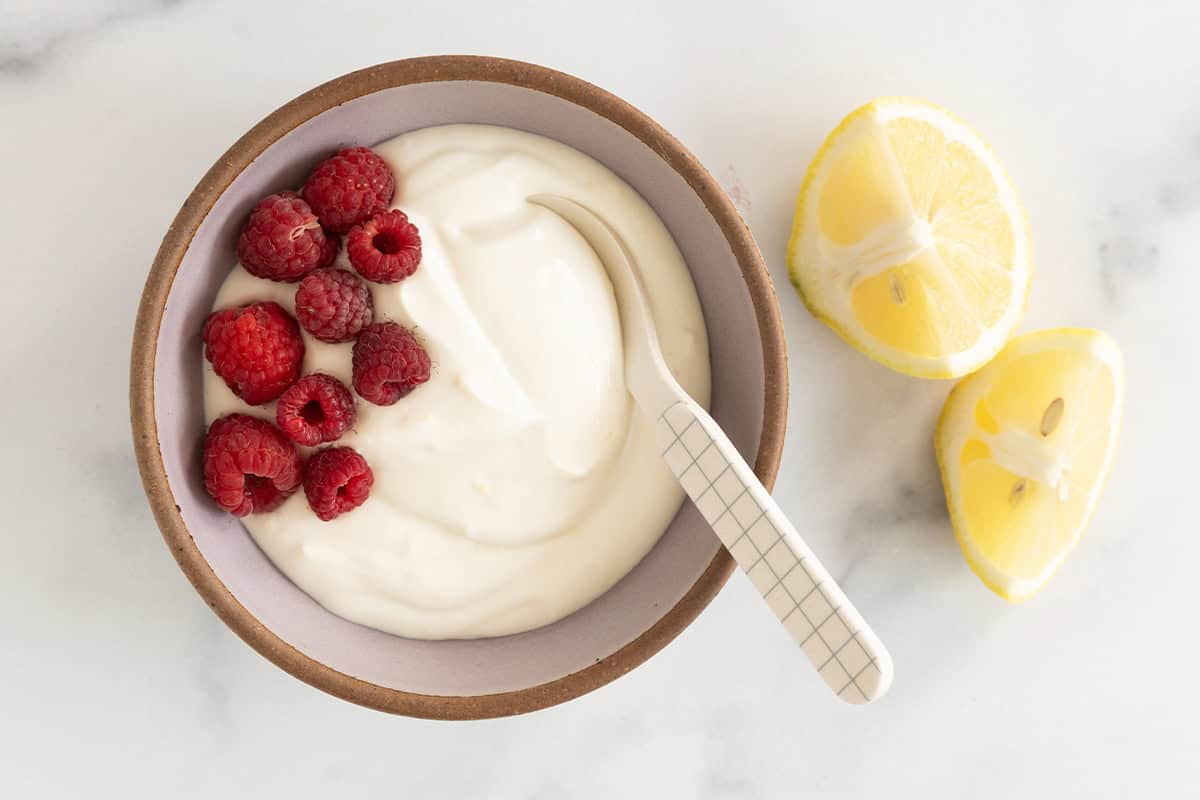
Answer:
top-left (530, 194), bottom-right (893, 704)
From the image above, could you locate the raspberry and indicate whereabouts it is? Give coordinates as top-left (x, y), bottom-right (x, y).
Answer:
top-left (203, 301), bottom-right (304, 405)
top-left (352, 322), bottom-right (431, 405)
top-left (318, 232), bottom-right (341, 268)
top-left (203, 414), bottom-right (302, 516)
top-left (294, 268), bottom-right (374, 343)
top-left (301, 147), bottom-right (395, 234)
top-left (236, 192), bottom-right (336, 282)
top-left (275, 373), bottom-right (356, 446)
top-left (303, 447), bottom-right (374, 521)
top-left (347, 209), bottom-right (422, 283)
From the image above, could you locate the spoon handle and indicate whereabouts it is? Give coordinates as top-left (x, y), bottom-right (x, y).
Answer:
top-left (656, 399), bottom-right (893, 704)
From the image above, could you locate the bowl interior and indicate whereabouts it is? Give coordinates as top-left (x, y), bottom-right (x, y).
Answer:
top-left (155, 79), bottom-right (767, 698)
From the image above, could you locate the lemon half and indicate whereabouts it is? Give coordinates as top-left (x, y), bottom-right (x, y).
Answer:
top-left (935, 329), bottom-right (1124, 601)
top-left (788, 98), bottom-right (1031, 378)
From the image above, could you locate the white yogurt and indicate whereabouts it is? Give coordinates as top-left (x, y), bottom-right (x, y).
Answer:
top-left (204, 124), bottom-right (710, 639)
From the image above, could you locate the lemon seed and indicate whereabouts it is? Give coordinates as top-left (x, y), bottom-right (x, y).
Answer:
top-left (1040, 397), bottom-right (1064, 437)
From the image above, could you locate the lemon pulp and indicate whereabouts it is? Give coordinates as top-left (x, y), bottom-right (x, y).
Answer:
top-left (788, 98), bottom-right (1030, 378)
top-left (935, 329), bottom-right (1124, 601)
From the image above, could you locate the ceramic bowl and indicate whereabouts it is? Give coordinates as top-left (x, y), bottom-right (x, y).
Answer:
top-left (131, 56), bottom-right (787, 719)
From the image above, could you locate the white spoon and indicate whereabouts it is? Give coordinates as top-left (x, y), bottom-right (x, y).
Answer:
top-left (530, 195), bottom-right (893, 704)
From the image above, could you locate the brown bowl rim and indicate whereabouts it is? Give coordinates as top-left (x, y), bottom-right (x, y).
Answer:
top-left (130, 55), bottom-right (788, 719)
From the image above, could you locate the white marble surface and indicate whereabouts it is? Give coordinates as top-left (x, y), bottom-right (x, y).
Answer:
top-left (3, 0), bottom-right (1198, 795)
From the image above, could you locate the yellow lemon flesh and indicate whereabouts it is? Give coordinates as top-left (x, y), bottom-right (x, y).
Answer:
top-left (788, 98), bottom-right (1031, 378)
top-left (935, 329), bottom-right (1124, 601)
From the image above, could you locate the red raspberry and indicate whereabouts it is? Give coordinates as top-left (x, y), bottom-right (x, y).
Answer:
top-left (294, 268), bottom-right (374, 343)
top-left (347, 209), bottom-right (422, 283)
top-left (236, 192), bottom-right (336, 282)
top-left (318, 232), bottom-right (341, 267)
top-left (275, 373), bottom-right (356, 446)
top-left (203, 301), bottom-right (304, 405)
top-left (203, 414), bottom-right (302, 516)
top-left (352, 322), bottom-right (431, 405)
top-left (303, 447), bottom-right (374, 521)
top-left (301, 147), bottom-right (395, 234)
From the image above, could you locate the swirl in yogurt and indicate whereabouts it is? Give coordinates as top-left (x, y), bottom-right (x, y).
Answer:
top-left (204, 124), bottom-right (710, 639)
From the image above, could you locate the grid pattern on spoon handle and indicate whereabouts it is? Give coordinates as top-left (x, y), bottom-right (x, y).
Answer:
top-left (656, 400), bottom-right (892, 704)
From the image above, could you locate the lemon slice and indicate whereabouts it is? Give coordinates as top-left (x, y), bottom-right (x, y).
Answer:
top-left (787, 98), bottom-right (1031, 378)
top-left (935, 329), bottom-right (1124, 601)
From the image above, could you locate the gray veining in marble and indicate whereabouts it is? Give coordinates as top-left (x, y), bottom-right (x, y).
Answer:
top-left (0, 0), bottom-right (184, 74)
